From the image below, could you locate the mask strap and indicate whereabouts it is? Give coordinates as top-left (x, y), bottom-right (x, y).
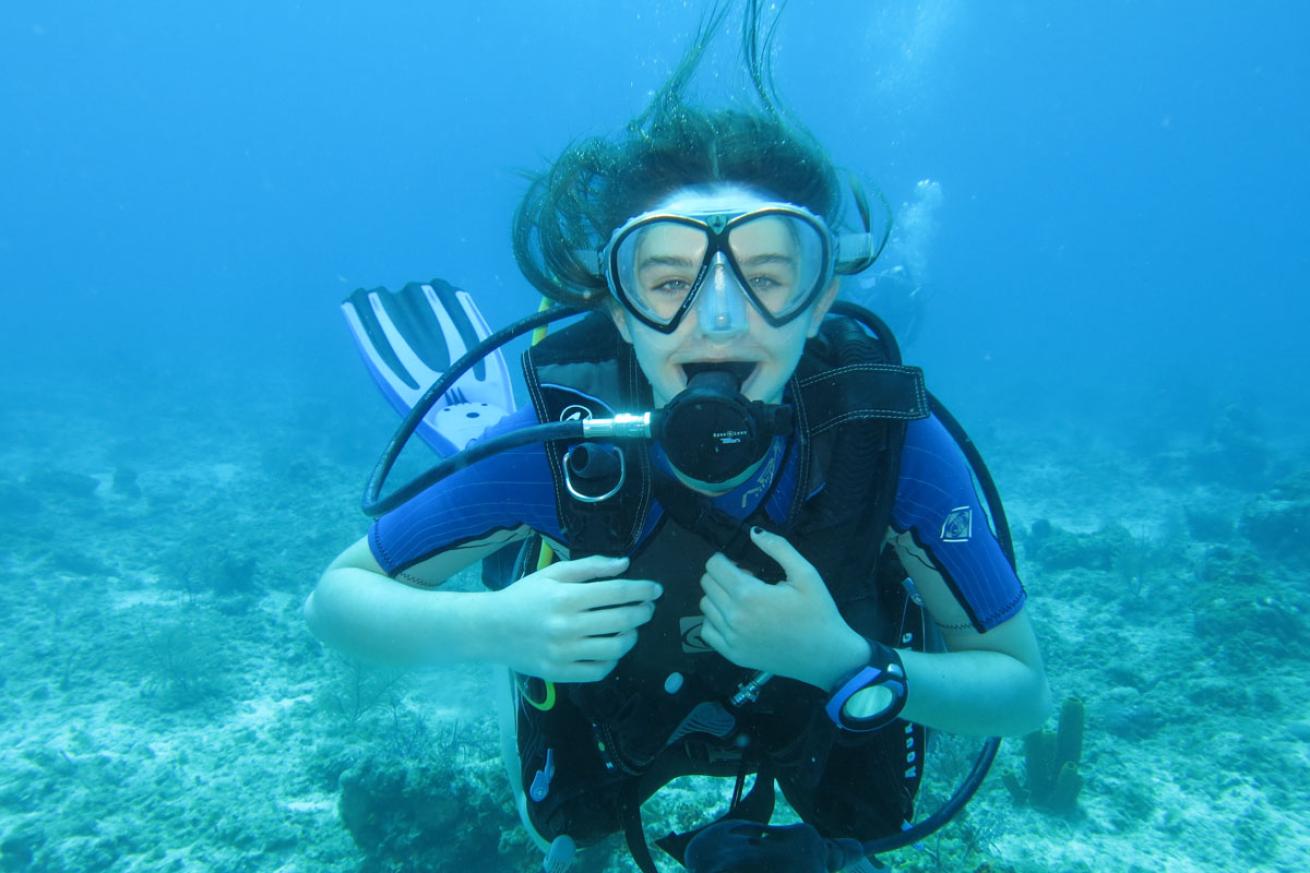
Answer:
top-left (836, 173), bottom-right (892, 275)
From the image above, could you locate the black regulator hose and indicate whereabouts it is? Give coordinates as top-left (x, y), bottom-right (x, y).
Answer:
top-left (366, 420), bottom-right (583, 517)
top-left (362, 304), bottom-right (584, 517)
top-left (861, 737), bottom-right (1001, 857)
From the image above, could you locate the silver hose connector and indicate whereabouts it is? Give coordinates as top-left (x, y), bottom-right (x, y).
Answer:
top-left (730, 671), bottom-right (774, 707)
top-left (581, 412), bottom-right (653, 440)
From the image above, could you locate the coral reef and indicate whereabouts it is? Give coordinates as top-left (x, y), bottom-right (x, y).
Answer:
top-left (1024, 520), bottom-right (1116, 572)
top-left (1024, 519), bottom-right (1160, 584)
top-left (1191, 544), bottom-right (1310, 661)
top-left (338, 754), bottom-right (533, 873)
top-left (1239, 469), bottom-right (1310, 564)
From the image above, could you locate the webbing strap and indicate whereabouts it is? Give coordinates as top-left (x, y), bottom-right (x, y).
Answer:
top-left (621, 780), bottom-right (661, 873)
top-left (652, 760), bottom-right (778, 868)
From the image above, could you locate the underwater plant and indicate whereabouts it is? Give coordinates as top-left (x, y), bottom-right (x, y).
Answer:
top-left (139, 619), bottom-right (233, 711)
top-left (1002, 696), bottom-right (1084, 815)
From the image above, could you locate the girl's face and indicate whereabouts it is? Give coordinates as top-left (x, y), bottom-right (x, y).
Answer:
top-left (607, 184), bottom-right (839, 408)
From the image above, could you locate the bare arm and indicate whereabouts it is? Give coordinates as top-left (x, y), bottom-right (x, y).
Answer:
top-left (304, 529), bottom-right (523, 666)
top-left (304, 530), bottom-right (664, 679)
top-left (889, 530), bottom-right (1052, 736)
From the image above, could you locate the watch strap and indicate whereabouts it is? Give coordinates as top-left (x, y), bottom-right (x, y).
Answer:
top-left (824, 640), bottom-right (908, 733)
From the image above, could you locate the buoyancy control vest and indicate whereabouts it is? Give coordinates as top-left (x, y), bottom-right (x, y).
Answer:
top-left (513, 312), bottom-right (934, 848)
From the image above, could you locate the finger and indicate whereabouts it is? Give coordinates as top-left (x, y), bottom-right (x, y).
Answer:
top-left (573, 601), bottom-right (655, 636)
top-left (699, 570), bottom-right (733, 615)
top-left (704, 552), bottom-right (754, 596)
top-left (571, 629), bottom-right (639, 663)
top-left (574, 577), bottom-right (664, 610)
top-left (697, 615), bottom-right (727, 657)
top-left (548, 555), bottom-right (630, 584)
top-left (749, 527), bottom-right (817, 584)
top-left (699, 592), bottom-right (731, 639)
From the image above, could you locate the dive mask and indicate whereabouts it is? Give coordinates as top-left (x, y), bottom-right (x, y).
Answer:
top-left (601, 202), bottom-right (872, 334)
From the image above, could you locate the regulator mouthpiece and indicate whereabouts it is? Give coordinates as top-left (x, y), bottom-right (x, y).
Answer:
top-left (656, 369), bottom-right (792, 485)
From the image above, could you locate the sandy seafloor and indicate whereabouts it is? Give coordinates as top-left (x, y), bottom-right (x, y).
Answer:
top-left (1, 367), bottom-right (1308, 873)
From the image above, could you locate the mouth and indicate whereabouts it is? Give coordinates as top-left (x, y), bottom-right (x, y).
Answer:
top-left (680, 360), bottom-right (759, 389)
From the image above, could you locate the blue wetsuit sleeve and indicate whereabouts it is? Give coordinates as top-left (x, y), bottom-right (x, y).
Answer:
top-left (367, 405), bottom-right (564, 577)
top-left (891, 414), bottom-right (1026, 632)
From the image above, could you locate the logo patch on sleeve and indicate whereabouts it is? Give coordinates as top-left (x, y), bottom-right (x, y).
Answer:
top-left (940, 506), bottom-right (973, 543)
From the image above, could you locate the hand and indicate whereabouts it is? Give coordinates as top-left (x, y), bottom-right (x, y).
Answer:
top-left (699, 528), bottom-right (868, 690)
top-left (489, 555), bottom-right (662, 683)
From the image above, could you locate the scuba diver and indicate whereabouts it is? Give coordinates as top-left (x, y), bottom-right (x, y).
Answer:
top-left (851, 262), bottom-right (928, 350)
top-left (848, 179), bottom-right (942, 351)
top-left (307, 4), bottom-right (1050, 871)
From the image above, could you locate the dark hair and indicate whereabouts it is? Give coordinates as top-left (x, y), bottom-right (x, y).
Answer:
top-left (512, 1), bottom-right (852, 308)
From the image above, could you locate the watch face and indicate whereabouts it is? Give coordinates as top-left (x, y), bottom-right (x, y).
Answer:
top-left (843, 683), bottom-right (896, 720)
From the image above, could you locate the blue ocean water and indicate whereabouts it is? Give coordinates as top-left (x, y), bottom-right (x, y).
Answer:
top-left (4, 2), bottom-right (1306, 427)
top-left (2, 2), bottom-right (1307, 871)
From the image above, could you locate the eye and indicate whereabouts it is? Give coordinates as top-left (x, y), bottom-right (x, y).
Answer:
top-left (650, 277), bottom-right (693, 296)
top-left (747, 273), bottom-right (788, 294)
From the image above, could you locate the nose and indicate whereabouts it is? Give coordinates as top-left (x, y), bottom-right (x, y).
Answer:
top-left (695, 253), bottom-right (748, 340)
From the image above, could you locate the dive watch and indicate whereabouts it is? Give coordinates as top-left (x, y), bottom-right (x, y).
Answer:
top-left (825, 640), bottom-right (908, 732)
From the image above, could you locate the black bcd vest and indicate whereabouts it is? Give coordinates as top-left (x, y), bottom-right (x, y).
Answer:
top-left (515, 312), bottom-right (931, 842)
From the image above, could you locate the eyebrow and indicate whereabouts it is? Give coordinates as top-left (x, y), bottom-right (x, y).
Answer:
top-left (737, 252), bottom-right (798, 267)
top-left (637, 254), bottom-right (699, 271)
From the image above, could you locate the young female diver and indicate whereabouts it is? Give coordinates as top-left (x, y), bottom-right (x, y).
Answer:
top-left (307, 5), bottom-right (1050, 871)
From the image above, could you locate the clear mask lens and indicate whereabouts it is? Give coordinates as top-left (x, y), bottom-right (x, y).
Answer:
top-left (612, 211), bottom-right (828, 329)
top-left (615, 219), bottom-right (707, 325)
top-left (725, 213), bottom-right (825, 318)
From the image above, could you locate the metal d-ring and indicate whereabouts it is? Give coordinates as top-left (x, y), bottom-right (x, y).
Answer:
top-left (562, 444), bottom-right (626, 503)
